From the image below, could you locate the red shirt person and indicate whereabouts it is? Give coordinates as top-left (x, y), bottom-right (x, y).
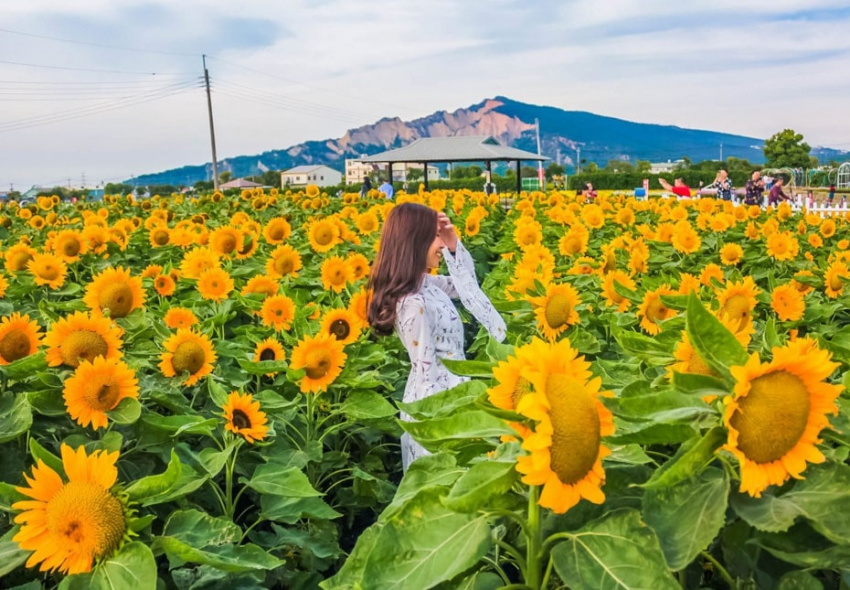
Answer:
top-left (659, 177), bottom-right (692, 198)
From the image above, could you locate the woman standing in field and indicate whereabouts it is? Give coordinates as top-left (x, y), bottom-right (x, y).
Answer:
top-left (368, 203), bottom-right (507, 471)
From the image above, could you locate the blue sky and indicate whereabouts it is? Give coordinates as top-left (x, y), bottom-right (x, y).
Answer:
top-left (1, 0), bottom-right (849, 189)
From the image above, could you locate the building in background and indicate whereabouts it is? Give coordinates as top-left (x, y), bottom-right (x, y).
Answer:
top-left (650, 160), bottom-right (685, 173)
top-left (345, 158), bottom-right (441, 184)
top-left (281, 165), bottom-right (342, 188)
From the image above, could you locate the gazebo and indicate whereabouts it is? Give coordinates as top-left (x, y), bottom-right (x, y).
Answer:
top-left (219, 178), bottom-right (263, 189)
top-left (357, 135), bottom-right (548, 194)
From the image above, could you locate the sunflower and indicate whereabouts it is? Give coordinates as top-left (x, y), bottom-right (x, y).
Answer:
top-left (320, 308), bottom-right (363, 345)
top-left (83, 267), bottom-right (144, 320)
top-left (678, 273), bottom-right (701, 296)
top-left (149, 227), bottom-right (171, 248)
top-left (265, 244), bottom-right (303, 279)
top-left (290, 333), bottom-right (347, 393)
top-left (5, 243), bottom-right (37, 273)
top-left (82, 225), bottom-right (109, 254)
top-left (12, 444), bottom-right (128, 574)
top-left (724, 338), bottom-right (842, 497)
top-left (824, 261), bottom-right (849, 298)
top-left (307, 219), bottom-right (341, 253)
top-left (699, 263), bottom-right (725, 288)
top-left (489, 339), bottom-right (551, 411)
top-left (770, 283), bottom-right (805, 322)
top-left (44, 312), bottom-right (123, 368)
top-left (254, 336), bottom-right (286, 370)
top-left (153, 274), bottom-right (176, 297)
top-left (263, 217), bottom-right (292, 244)
top-left (344, 253), bottom-right (370, 282)
top-left (52, 230), bottom-right (88, 263)
top-left (163, 307), bottom-right (198, 330)
top-left (671, 222), bottom-right (701, 255)
top-left (63, 357), bottom-right (139, 430)
top-left (720, 243), bottom-right (744, 266)
top-left (221, 391), bottom-right (270, 443)
top-left (581, 204), bottom-right (605, 229)
top-left (140, 264), bottom-right (164, 279)
top-left (261, 294), bottom-right (296, 331)
top-left (637, 285), bottom-right (677, 335)
top-left (514, 339), bottom-right (614, 514)
top-left (241, 274), bottom-right (279, 299)
top-left (717, 277), bottom-right (760, 332)
top-left (601, 271), bottom-right (636, 312)
top-left (820, 218), bottom-right (837, 238)
top-left (529, 283), bottom-right (581, 341)
top-left (321, 256), bottom-right (352, 293)
top-left (513, 223), bottom-right (543, 250)
top-left (180, 246), bottom-right (221, 280)
top-left (349, 288), bottom-right (371, 324)
top-left (197, 268), bottom-right (234, 302)
top-left (668, 314), bottom-right (751, 382)
top-left (356, 212), bottom-right (380, 235)
top-left (28, 253), bottom-right (67, 290)
top-left (558, 229), bottom-right (588, 257)
top-left (209, 226), bottom-right (244, 257)
top-left (766, 231), bottom-right (799, 262)
top-left (0, 313), bottom-right (42, 365)
top-left (0, 274), bottom-right (7, 298)
top-left (159, 329), bottom-right (216, 386)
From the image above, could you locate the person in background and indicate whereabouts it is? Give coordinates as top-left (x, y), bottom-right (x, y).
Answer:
top-left (360, 176), bottom-right (372, 198)
top-left (582, 182), bottom-right (597, 201)
top-left (658, 177), bottom-right (692, 198)
top-left (707, 169), bottom-right (734, 201)
top-left (829, 184), bottom-right (836, 205)
top-left (367, 204), bottom-right (506, 470)
top-left (744, 170), bottom-right (765, 206)
top-left (379, 178), bottom-right (394, 200)
top-left (768, 177), bottom-right (790, 207)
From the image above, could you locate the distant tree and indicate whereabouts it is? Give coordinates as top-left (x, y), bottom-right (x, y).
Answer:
top-left (545, 163), bottom-right (565, 180)
top-left (194, 180), bottom-right (214, 191)
top-left (764, 129), bottom-right (812, 169)
top-left (636, 160), bottom-right (652, 174)
top-left (148, 184), bottom-right (177, 195)
top-left (406, 167), bottom-right (424, 182)
top-left (8, 190), bottom-right (21, 200)
top-left (676, 157), bottom-right (692, 170)
top-left (260, 170), bottom-right (282, 188)
top-left (451, 165), bottom-right (483, 180)
top-left (605, 160), bottom-right (634, 173)
top-left (219, 171), bottom-right (233, 184)
top-left (105, 182), bottom-right (133, 195)
top-left (520, 166), bottom-right (538, 177)
top-left (584, 162), bottom-right (599, 173)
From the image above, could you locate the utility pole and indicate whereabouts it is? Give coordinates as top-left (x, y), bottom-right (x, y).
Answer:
top-left (719, 142), bottom-right (723, 162)
top-left (535, 118), bottom-right (544, 188)
top-left (82, 172), bottom-right (86, 188)
top-left (576, 147), bottom-right (581, 174)
top-left (203, 54), bottom-right (220, 191)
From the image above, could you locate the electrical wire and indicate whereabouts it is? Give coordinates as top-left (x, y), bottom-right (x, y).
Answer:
top-left (0, 27), bottom-right (200, 57)
top-left (0, 59), bottom-right (190, 76)
top-left (0, 80), bottom-right (202, 133)
top-left (213, 87), bottom-right (366, 125)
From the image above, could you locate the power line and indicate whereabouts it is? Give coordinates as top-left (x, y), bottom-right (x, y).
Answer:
top-left (0, 59), bottom-right (190, 76)
top-left (213, 87), bottom-right (367, 125)
top-left (213, 79), bottom-right (371, 121)
top-left (0, 80), bottom-right (202, 133)
top-left (0, 27), bottom-right (200, 57)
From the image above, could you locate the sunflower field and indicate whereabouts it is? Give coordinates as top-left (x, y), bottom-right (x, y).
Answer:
top-left (2, 188), bottom-right (850, 589)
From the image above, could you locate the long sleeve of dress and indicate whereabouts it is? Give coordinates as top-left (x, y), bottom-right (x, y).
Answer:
top-left (395, 294), bottom-right (441, 404)
top-left (441, 241), bottom-right (507, 342)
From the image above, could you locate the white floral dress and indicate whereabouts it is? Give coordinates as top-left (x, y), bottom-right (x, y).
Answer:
top-left (395, 241), bottom-right (507, 471)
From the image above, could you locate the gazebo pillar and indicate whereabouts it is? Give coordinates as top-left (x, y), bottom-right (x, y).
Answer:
top-left (388, 163), bottom-right (393, 188)
top-left (423, 162), bottom-right (429, 192)
top-left (516, 160), bottom-right (521, 195)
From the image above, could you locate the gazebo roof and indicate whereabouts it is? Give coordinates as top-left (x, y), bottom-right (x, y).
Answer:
top-left (358, 135), bottom-right (547, 164)
top-left (220, 178), bottom-right (263, 189)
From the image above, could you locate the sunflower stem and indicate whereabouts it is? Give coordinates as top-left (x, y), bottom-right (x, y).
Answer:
top-left (700, 550), bottom-right (736, 589)
top-left (224, 443), bottom-right (240, 519)
top-left (526, 485), bottom-right (542, 589)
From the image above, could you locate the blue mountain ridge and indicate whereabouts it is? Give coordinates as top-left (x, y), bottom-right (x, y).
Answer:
top-left (131, 96), bottom-right (846, 186)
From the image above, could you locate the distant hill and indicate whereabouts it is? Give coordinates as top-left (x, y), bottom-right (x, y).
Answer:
top-left (132, 96), bottom-right (847, 186)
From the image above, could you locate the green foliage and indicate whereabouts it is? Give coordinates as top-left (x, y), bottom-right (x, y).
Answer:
top-left (764, 128), bottom-right (812, 169)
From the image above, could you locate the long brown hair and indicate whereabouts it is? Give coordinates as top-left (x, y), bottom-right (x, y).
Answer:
top-left (368, 202), bottom-right (437, 336)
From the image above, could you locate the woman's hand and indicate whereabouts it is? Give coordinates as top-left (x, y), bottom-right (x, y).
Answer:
top-left (437, 212), bottom-right (458, 253)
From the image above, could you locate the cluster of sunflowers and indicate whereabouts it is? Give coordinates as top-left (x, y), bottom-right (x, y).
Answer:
top-left (2, 186), bottom-right (850, 589)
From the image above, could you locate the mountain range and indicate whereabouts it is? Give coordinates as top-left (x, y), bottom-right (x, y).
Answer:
top-left (132, 96), bottom-right (847, 186)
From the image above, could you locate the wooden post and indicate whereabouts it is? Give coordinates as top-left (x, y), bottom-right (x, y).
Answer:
top-left (516, 160), bottom-right (521, 195)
